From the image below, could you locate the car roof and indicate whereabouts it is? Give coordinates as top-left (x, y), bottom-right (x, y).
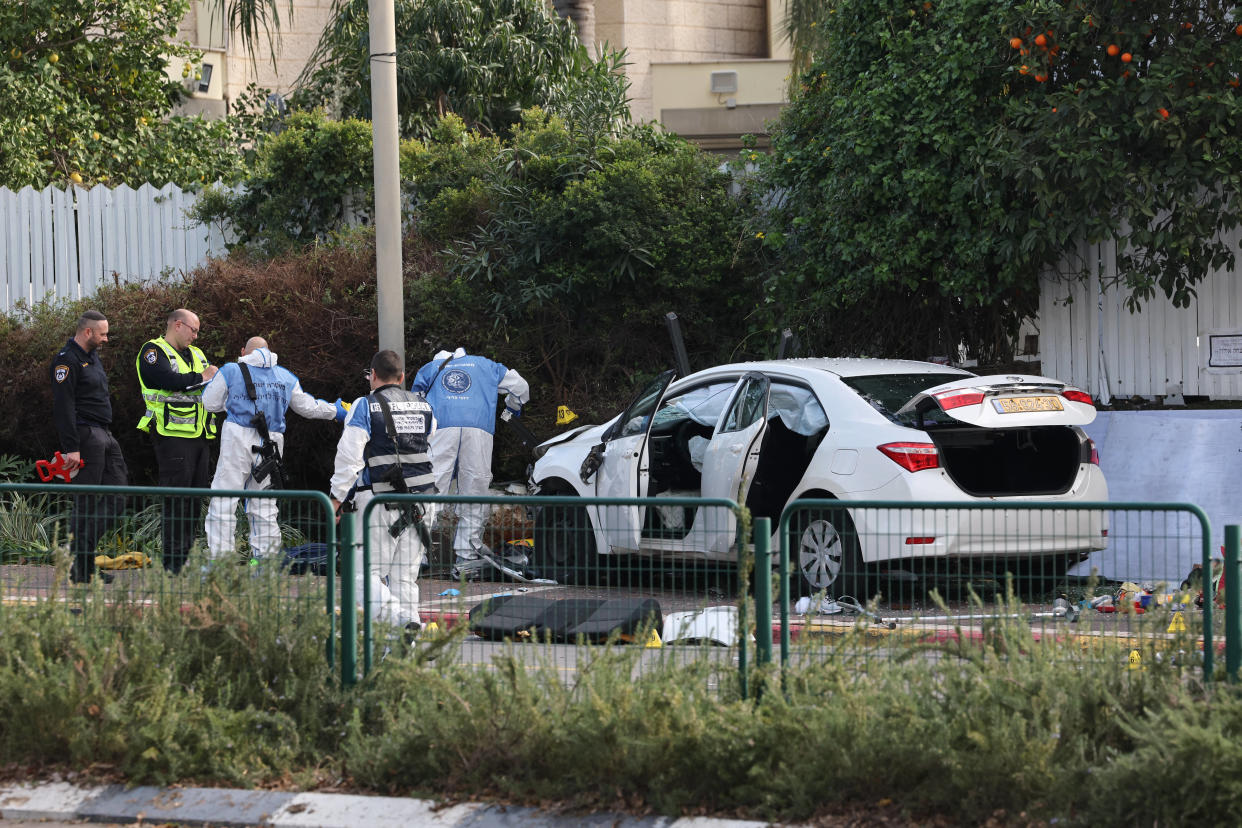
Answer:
top-left (694, 357), bottom-right (976, 380)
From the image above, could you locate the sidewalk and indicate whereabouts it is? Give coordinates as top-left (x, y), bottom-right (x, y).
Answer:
top-left (0, 781), bottom-right (773, 827)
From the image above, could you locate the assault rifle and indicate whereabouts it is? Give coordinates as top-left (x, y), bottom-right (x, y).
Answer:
top-left (379, 467), bottom-right (433, 548)
top-left (249, 410), bottom-right (286, 489)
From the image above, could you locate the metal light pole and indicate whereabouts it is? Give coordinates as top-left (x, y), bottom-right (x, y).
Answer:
top-left (368, 0), bottom-right (404, 362)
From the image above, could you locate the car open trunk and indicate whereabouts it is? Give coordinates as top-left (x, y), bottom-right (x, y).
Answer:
top-left (929, 425), bottom-right (1084, 496)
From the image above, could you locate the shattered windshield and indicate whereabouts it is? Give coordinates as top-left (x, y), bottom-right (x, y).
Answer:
top-left (842, 373), bottom-right (968, 422)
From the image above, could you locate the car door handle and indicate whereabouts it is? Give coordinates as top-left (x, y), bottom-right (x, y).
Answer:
top-left (729, 444), bottom-right (744, 454)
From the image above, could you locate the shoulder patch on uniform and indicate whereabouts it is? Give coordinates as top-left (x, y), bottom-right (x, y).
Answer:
top-left (54, 364), bottom-right (70, 383)
top-left (143, 348), bottom-right (158, 364)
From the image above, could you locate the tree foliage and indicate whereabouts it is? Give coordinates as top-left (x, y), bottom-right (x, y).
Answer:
top-left (189, 111), bottom-right (377, 253)
top-left (293, 0), bottom-right (631, 139)
top-left (408, 111), bottom-right (765, 392)
top-left (987, 0), bottom-right (1242, 309)
top-left (766, 0), bottom-right (1242, 358)
top-left (0, 0), bottom-right (247, 189)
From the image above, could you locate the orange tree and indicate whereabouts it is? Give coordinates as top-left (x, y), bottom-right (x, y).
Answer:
top-left (764, 0), bottom-right (1242, 357)
top-left (0, 0), bottom-right (248, 189)
top-left (988, 0), bottom-right (1242, 309)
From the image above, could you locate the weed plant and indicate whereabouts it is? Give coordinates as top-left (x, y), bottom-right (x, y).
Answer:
top-left (0, 569), bottom-right (1237, 825)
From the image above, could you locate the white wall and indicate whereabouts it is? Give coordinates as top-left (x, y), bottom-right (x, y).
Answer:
top-left (0, 183), bottom-right (230, 314)
top-left (1038, 227), bottom-right (1242, 401)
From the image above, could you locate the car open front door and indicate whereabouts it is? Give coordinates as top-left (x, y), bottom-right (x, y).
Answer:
top-left (694, 373), bottom-right (771, 556)
top-left (593, 369), bottom-right (677, 553)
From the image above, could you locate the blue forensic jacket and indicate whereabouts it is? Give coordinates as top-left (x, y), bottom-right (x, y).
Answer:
top-left (203, 348), bottom-right (335, 434)
top-left (409, 347), bottom-right (530, 434)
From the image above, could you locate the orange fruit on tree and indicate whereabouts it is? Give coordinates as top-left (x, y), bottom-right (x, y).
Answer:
top-left (1035, 73), bottom-right (1047, 82)
top-left (1035, 33), bottom-right (1047, 47)
top-left (1019, 65), bottom-right (1030, 74)
top-left (1236, 23), bottom-right (1242, 35)
top-left (1107, 44), bottom-right (1119, 56)
top-left (1010, 37), bottom-right (1022, 49)
top-left (1158, 108), bottom-right (1169, 119)
top-left (1121, 52), bottom-right (1132, 63)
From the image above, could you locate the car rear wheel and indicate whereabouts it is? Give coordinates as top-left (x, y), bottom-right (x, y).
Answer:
top-left (793, 505), bottom-right (867, 599)
top-left (532, 497), bottom-right (599, 585)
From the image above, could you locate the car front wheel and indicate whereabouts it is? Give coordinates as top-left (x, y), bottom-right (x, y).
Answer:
top-left (532, 497), bottom-right (599, 585)
top-left (793, 505), bottom-right (866, 599)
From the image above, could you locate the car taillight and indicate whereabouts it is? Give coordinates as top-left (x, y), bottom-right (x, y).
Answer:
top-left (1062, 389), bottom-right (1093, 405)
top-left (878, 442), bottom-right (940, 472)
top-left (931, 389), bottom-right (985, 410)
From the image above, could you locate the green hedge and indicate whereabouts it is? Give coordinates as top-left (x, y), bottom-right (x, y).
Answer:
top-left (1, 575), bottom-right (1237, 825)
top-left (6, 228), bottom-right (762, 487)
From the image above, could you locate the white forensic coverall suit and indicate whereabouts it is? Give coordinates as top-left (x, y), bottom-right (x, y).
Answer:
top-left (330, 386), bottom-right (436, 630)
top-left (203, 347), bottom-right (344, 560)
top-left (409, 347), bottom-right (529, 565)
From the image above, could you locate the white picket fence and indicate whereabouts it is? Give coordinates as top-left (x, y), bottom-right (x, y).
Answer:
top-left (0, 183), bottom-right (231, 315)
top-left (1038, 226), bottom-right (1242, 401)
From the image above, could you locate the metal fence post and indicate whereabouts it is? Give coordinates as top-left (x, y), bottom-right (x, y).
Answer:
top-left (338, 509), bottom-right (357, 688)
top-left (1226, 525), bottom-right (1240, 682)
top-left (754, 517), bottom-right (773, 671)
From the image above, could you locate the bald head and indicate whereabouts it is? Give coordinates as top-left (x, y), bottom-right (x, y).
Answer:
top-left (164, 308), bottom-right (201, 349)
top-left (242, 336), bottom-right (268, 355)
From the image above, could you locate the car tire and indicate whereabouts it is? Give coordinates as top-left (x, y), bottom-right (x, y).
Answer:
top-left (532, 497), bottom-right (599, 585)
top-left (792, 504), bottom-right (867, 599)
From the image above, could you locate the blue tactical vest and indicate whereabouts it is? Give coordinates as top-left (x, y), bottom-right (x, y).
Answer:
top-left (363, 385), bottom-right (434, 494)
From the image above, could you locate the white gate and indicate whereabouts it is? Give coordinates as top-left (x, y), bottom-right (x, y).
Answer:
top-left (0, 183), bottom-right (231, 314)
top-left (1038, 228), bottom-right (1242, 401)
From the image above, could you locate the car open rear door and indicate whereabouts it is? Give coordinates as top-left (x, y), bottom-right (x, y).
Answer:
top-left (593, 369), bottom-right (677, 553)
top-left (895, 375), bottom-right (1097, 427)
top-left (694, 373), bottom-right (771, 556)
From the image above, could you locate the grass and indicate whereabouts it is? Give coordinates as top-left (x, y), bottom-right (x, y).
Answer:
top-left (0, 566), bottom-right (1238, 827)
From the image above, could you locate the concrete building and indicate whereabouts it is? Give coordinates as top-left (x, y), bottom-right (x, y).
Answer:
top-left (169, 0), bottom-right (792, 149)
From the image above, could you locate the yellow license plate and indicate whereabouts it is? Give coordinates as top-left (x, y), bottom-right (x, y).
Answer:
top-left (992, 396), bottom-right (1064, 414)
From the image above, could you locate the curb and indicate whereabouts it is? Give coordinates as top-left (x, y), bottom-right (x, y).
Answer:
top-left (0, 782), bottom-right (775, 827)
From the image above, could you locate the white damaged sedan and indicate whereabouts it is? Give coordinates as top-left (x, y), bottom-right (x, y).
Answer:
top-left (529, 358), bottom-right (1108, 595)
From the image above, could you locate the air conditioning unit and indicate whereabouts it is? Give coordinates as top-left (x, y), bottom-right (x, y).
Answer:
top-left (710, 70), bottom-right (738, 94)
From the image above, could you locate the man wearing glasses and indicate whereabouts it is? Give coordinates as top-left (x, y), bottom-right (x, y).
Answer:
top-left (136, 308), bottom-right (218, 574)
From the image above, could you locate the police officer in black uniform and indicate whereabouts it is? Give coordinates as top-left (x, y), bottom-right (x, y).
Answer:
top-left (50, 310), bottom-right (129, 584)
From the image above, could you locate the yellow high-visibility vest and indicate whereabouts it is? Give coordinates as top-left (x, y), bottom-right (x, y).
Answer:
top-left (135, 337), bottom-right (216, 439)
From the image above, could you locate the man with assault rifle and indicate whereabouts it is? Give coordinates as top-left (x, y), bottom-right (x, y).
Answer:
top-left (202, 336), bottom-right (348, 563)
top-left (330, 350), bottom-right (436, 642)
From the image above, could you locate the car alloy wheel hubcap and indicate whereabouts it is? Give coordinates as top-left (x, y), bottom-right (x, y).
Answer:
top-left (798, 519), bottom-right (843, 590)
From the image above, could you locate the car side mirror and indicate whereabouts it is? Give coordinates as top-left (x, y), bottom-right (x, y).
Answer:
top-left (579, 442), bottom-right (605, 484)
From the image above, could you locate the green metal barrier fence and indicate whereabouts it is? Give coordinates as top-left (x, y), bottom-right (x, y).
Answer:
top-left (0, 482), bottom-right (338, 667)
top-left (778, 500), bottom-right (1216, 681)
top-left (345, 494), bottom-right (762, 692)
top-left (7, 480), bottom-right (1227, 690)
